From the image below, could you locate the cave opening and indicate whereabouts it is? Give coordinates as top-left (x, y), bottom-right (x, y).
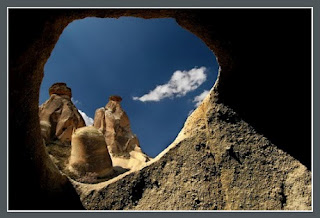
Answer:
top-left (38, 16), bottom-right (219, 181)
top-left (9, 8), bottom-right (312, 210)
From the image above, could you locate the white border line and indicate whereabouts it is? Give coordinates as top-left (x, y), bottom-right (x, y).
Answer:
top-left (311, 6), bottom-right (314, 212)
top-left (6, 6), bottom-right (314, 213)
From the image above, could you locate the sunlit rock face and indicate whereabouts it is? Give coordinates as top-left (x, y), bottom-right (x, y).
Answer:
top-left (94, 95), bottom-right (140, 156)
top-left (39, 83), bottom-right (85, 144)
top-left (93, 96), bottom-right (150, 171)
top-left (68, 126), bottom-right (113, 178)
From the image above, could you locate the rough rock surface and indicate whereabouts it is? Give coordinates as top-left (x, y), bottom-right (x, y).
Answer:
top-left (93, 96), bottom-right (150, 171)
top-left (94, 95), bottom-right (139, 155)
top-left (75, 88), bottom-right (311, 210)
top-left (68, 126), bottom-right (113, 179)
top-left (39, 83), bottom-right (85, 144)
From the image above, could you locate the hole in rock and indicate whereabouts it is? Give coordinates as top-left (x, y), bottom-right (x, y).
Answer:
top-left (39, 17), bottom-right (219, 182)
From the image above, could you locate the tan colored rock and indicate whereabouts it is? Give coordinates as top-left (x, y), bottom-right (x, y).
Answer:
top-left (39, 83), bottom-right (85, 144)
top-left (93, 95), bottom-right (140, 156)
top-left (93, 96), bottom-right (150, 171)
top-left (93, 108), bottom-right (106, 134)
top-left (68, 126), bottom-right (113, 178)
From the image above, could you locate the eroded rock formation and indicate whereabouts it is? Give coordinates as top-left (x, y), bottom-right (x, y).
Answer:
top-left (68, 126), bottom-right (113, 179)
top-left (39, 83), bottom-right (86, 144)
top-left (94, 95), bottom-right (139, 155)
top-left (93, 95), bottom-right (150, 171)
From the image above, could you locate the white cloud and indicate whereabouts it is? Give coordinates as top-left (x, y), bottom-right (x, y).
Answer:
top-left (78, 109), bottom-right (94, 126)
top-left (193, 90), bottom-right (210, 107)
top-left (133, 67), bottom-right (207, 102)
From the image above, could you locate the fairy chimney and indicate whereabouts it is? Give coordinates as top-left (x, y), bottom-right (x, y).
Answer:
top-left (93, 95), bottom-right (140, 156)
top-left (39, 83), bottom-right (85, 144)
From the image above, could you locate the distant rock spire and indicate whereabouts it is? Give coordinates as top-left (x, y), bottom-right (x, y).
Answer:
top-left (93, 95), bottom-right (150, 171)
top-left (94, 95), bottom-right (140, 156)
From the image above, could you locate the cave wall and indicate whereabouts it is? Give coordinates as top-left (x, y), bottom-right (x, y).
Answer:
top-left (9, 9), bottom-right (311, 209)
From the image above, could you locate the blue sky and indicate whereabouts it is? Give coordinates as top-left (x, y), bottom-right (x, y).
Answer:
top-left (39, 17), bottom-right (219, 158)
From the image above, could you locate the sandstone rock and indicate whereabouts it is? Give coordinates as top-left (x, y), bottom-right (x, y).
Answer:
top-left (68, 126), bottom-right (113, 178)
top-left (39, 83), bottom-right (85, 144)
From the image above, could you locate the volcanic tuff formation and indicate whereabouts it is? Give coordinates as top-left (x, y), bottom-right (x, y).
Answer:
top-left (39, 83), bottom-right (85, 144)
top-left (93, 96), bottom-right (150, 171)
